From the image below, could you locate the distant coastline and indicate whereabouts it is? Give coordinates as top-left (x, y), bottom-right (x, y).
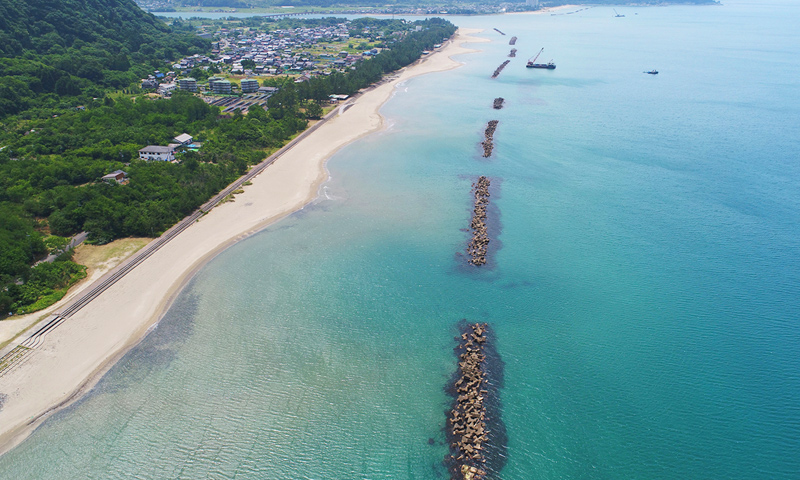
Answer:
top-left (149, 1), bottom-right (718, 19)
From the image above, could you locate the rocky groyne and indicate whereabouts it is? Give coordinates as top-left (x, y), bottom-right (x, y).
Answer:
top-left (509, 36), bottom-right (517, 45)
top-left (481, 120), bottom-right (499, 158)
top-left (444, 322), bottom-right (505, 480)
top-left (492, 98), bottom-right (504, 110)
top-left (491, 60), bottom-right (510, 79)
top-left (467, 176), bottom-right (491, 266)
top-left (508, 48), bottom-right (517, 58)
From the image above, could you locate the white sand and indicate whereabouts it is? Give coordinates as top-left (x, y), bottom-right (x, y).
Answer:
top-left (512, 4), bottom-right (583, 15)
top-left (0, 28), bottom-right (487, 454)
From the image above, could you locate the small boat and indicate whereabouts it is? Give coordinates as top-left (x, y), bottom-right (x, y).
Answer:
top-left (527, 48), bottom-right (556, 70)
top-left (645, 69), bottom-right (659, 75)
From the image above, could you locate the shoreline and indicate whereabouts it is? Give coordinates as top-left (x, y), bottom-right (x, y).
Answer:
top-left (0, 28), bottom-right (488, 456)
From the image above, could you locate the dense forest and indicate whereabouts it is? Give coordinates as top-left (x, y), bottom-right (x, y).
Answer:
top-left (0, 0), bottom-right (209, 119)
top-left (0, 17), bottom-right (455, 315)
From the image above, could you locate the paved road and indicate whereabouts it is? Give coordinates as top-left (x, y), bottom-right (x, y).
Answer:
top-left (34, 232), bottom-right (89, 265)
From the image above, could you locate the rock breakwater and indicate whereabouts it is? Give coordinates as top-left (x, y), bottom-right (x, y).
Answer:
top-left (493, 28), bottom-right (506, 35)
top-left (509, 36), bottom-right (517, 45)
top-left (491, 60), bottom-right (510, 79)
top-left (481, 120), bottom-right (499, 158)
top-left (492, 98), bottom-right (504, 110)
top-left (467, 176), bottom-right (491, 266)
top-left (444, 322), bottom-right (505, 480)
top-left (508, 48), bottom-right (517, 58)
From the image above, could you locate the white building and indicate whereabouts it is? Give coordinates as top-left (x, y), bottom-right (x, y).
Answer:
top-left (173, 133), bottom-right (193, 145)
top-left (138, 145), bottom-right (176, 162)
top-left (157, 83), bottom-right (177, 96)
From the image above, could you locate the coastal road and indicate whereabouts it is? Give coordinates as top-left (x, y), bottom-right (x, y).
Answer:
top-left (33, 232), bottom-right (88, 266)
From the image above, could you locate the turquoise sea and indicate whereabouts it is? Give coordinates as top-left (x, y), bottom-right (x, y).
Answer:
top-left (2, 1), bottom-right (800, 478)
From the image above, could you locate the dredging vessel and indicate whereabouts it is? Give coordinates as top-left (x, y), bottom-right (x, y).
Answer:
top-left (526, 48), bottom-right (556, 69)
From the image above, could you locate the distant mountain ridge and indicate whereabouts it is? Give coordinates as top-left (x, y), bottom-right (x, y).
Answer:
top-left (0, 0), bottom-right (208, 117)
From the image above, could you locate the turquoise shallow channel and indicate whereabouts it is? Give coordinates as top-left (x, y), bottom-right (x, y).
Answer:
top-left (2, 1), bottom-right (800, 478)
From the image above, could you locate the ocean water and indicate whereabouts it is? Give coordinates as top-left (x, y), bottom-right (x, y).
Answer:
top-left (2, 2), bottom-right (800, 478)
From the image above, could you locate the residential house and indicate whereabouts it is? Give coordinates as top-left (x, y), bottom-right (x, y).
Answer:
top-left (141, 78), bottom-right (158, 89)
top-left (101, 170), bottom-right (128, 184)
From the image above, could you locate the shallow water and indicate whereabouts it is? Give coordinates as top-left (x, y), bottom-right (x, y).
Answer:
top-left (2, 1), bottom-right (799, 478)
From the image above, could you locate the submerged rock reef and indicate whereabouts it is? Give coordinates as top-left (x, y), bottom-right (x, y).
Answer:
top-left (467, 176), bottom-right (491, 266)
top-left (444, 322), bottom-right (506, 480)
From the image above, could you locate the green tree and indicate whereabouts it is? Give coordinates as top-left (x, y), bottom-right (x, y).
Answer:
top-left (304, 101), bottom-right (323, 119)
top-left (54, 76), bottom-right (81, 96)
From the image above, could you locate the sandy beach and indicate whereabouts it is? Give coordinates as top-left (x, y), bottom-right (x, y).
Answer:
top-left (0, 28), bottom-right (487, 455)
top-left (0, 239), bottom-right (151, 349)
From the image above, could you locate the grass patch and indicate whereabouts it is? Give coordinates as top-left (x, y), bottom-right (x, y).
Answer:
top-left (73, 237), bottom-right (151, 274)
top-left (11, 265), bottom-right (87, 316)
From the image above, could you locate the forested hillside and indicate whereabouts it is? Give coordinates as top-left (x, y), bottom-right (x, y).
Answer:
top-left (0, 0), bottom-right (209, 118)
top-left (0, 17), bottom-right (455, 316)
